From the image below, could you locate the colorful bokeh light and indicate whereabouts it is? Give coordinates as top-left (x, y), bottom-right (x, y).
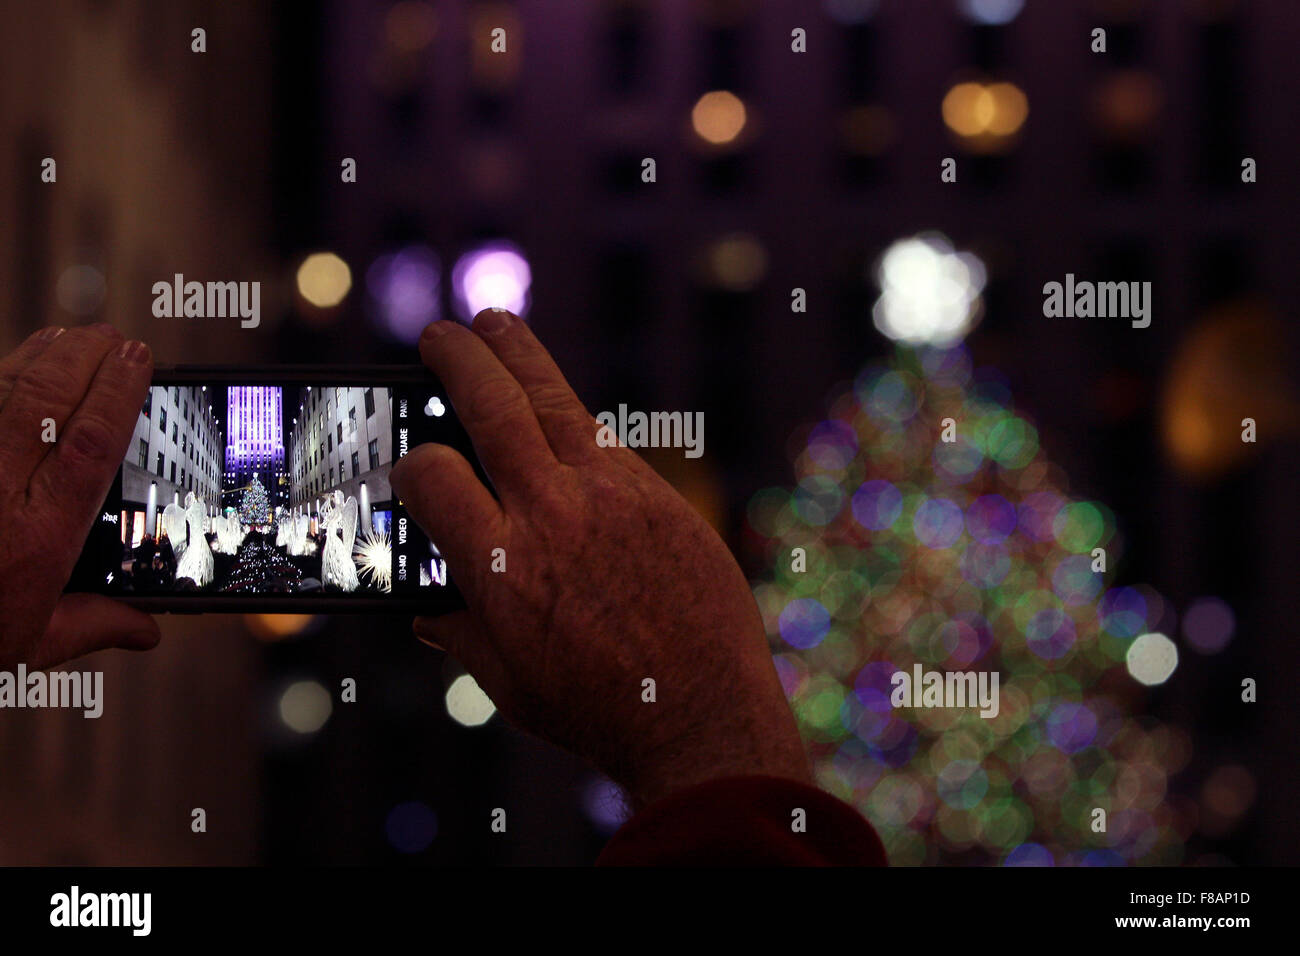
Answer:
top-left (749, 343), bottom-right (1187, 865)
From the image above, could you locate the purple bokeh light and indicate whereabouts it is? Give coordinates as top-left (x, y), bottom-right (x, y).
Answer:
top-left (580, 776), bottom-right (631, 835)
top-left (384, 801), bottom-right (438, 854)
top-left (452, 241), bottom-right (532, 320)
top-left (366, 245), bottom-right (442, 343)
top-left (1183, 596), bottom-right (1236, 654)
top-left (778, 598), bottom-right (831, 649)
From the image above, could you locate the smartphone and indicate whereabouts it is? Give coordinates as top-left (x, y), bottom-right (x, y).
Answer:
top-left (66, 365), bottom-right (482, 614)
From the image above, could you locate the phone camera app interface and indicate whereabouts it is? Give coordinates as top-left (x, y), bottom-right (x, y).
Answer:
top-left (102, 383), bottom-right (446, 598)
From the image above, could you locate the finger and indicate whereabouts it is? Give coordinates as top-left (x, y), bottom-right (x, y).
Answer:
top-left (389, 442), bottom-right (504, 601)
top-left (30, 338), bottom-right (153, 561)
top-left (414, 610), bottom-right (473, 656)
top-left (31, 593), bottom-right (161, 670)
top-left (466, 308), bottom-right (599, 463)
top-left (0, 324), bottom-right (125, 484)
top-left (417, 320), bottom-right (557, 502)
top-left (0, 326), bottom-right (66, 407)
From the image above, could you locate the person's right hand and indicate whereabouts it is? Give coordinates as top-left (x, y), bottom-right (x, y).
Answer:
top-left (0, 324), bottom-right (161, 670)
top-left (390, 309), bottom-right (810, 810)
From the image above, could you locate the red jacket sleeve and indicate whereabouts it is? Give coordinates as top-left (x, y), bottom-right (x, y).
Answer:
top-left (596, 775), bottom-right (887, 866)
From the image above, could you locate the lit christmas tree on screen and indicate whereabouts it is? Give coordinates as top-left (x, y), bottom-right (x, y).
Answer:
top-left (239, 474), bottom-right (271, 526)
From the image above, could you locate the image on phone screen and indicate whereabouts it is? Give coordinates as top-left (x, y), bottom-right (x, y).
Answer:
top-left (71, 372), bottom-right (475, 613)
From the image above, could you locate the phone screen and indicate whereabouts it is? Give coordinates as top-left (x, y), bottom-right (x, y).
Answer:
top-left (70, 369), bottom-right (474, 613)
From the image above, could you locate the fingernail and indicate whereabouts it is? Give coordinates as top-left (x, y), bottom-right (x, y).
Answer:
top-left (88, 322), bottom-right (121, 338)
top-left (473, 307), bottom-right (514, 334)
top-left (416, 634), bottom-right (445, 652)
top-left (422, 320), bottom-right (452, 340)
top-left (117, 340), bottom-right (151, 364)
top-left (35, 326), bottom-right (65, 342)
top-left (413, 620), bottom-right (445, 652)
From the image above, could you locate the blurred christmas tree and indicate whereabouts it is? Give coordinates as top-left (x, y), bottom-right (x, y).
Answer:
top-left (748, 344), bottom-right (1188, 866)
top-left (239, 474), bottom-right (271, 526)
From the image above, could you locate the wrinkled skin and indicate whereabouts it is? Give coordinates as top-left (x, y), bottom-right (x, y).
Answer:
top-left (0, 324), bottom-right (160, 670)
top-left (391, 309), bottom-right (810, 808)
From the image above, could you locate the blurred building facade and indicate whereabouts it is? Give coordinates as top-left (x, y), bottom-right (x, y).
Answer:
top-left (0, 1), bottom-right (274, 864)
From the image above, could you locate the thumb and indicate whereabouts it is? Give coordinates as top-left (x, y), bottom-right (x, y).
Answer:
top-left (32, 593), bottom-right (161, 669)
top-left (391, 443), bottom-right (502, 599)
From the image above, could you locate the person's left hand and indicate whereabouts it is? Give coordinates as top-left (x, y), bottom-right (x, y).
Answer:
top-left (0, 324), bottom-right (162, 669)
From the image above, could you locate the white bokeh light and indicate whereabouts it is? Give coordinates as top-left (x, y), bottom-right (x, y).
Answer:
top-left (872, 234), bottom-right (986, 346)
top-left (56, 264), bottom-right (106, 316)
top-left (445, 674), bottom-right (496, 727)
top-left (1126, 632), bottom-right (1179, 687)
top-left (279, 679), bottom-right (333, 734)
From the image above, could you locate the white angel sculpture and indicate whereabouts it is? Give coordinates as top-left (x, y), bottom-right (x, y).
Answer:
top-left (215, 512), bottom-right (244, 554)
top-left (161, 499), bottom-right (189, 562)
top-left (275, 515), bottom-right (288, 547)
top-left (320, 491), bottom-right (359, 592)
top-left (163, 493), bottom-right (214, 587)
top-left (287, 512), bottom-right (312, 556)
